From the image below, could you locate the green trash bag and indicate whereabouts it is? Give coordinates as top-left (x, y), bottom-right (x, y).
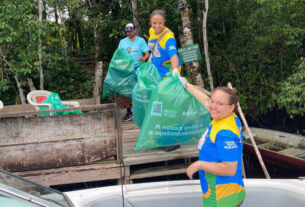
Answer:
top-left (102, 49), bottom-right (137, 99)
top-left (39, 93), bottom-right (82, 117)
top-left (135, 74), bottom-right (211, 150)
top-left (132, 62), bottom-right (162, 126)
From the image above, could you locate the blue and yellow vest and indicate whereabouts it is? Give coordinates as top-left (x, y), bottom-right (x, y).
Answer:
top-left (148, 27), bottom-right (181, 78)
top-left (198, 114), bottom-right (246, 207)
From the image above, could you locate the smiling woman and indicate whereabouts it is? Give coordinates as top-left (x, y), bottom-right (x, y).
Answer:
top-left (208, 87), bottom-right (238, 121)
top-left (178, 77), bottom-right (245, 207)
top-left (147, 10), bottom-right (185, 152)
top-left (148, 10), bottom-right (182, 78)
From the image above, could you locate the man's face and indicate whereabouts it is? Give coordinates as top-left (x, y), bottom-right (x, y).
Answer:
top-left (126, 29), bottom-right (136, 39)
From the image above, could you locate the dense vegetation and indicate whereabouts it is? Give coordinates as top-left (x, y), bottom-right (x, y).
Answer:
top-left (0, 0), bottom-right (304, 133)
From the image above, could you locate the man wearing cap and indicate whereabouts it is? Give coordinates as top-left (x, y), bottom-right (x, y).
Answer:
top-left (118, 23), bottom-right (150, 69)
top-left (118, 23), bottom-right (150, 121)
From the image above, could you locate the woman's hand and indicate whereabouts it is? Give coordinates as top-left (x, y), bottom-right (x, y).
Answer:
top-left (178, 76), bottom-right (188, 89)
top-left (172, 68), bottom-right (179, 76)
top-left (186, 161), bottom-right (200, 179)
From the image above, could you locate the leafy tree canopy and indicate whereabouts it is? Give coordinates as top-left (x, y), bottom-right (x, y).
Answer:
top-left (0, 0), bottom-right (304, 132)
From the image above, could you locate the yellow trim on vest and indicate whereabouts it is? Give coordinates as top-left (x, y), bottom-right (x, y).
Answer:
top-left (216, 183), bottom-right (245, 200)
top-left (202, 187), bottom-right (211, 198)
top-left (209, 114), bottom-right (240, 143)
top-left (149, 27), bottom-right (174, 49)
top-left (163, 59), bottom-right (171, 66)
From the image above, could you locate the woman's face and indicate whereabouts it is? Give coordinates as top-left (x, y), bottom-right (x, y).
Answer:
top-left (209, 90), bottom-right (235, 121)
top-left (151, 14), bottom-right (165, 35)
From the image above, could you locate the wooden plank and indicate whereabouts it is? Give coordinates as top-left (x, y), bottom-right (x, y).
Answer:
top-left (0, 104), bottom-right (120, 173)
top-left (0, 103), bottom-right (124, 186)
top-left (123, 145), bottom-right (197, 157)
top-left (127, 164), bottom-right (188, 180)
top-left (123, 147), bottom-right (198, 165)
top-left (0, 103), bottom-right (116, 118)
top-left (123, 149), bottom-right (197, 159)
top-left (0, 110), bottom-right (116, 144)
top-left (0, 137), bottom-right (116, 172)
top-left (278, 147), bottom-right (304, 156)
top-left (0, 98), bottom-right (95, 117)
top-left (115, 107), bottom-right (123, 165)
top-left (0, 132), bottom-right (114, 147)
top-left (75, 98), bottom-right (95, 106)
top-left (15, 162), bottom-right (121, 186)
top-left (120, 121), bottom-right (199, 166)
top-left (247, 127), bottom-right (305, 148)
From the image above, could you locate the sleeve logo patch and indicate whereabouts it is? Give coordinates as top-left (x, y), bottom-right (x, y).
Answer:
top-left (198, 129), bottom-right (209, 150)
top-left (168, 46), bottom-right (176, 50)
top-left (224, 141), bottom-right (237, 149)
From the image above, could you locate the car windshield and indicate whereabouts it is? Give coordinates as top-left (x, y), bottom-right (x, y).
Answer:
top-left (0, 170), bottom-right (71, 207)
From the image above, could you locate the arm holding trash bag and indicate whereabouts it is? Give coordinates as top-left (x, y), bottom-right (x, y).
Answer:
top-left (178, 77), bottom-right (246, 206)
top-left (178, 77), bottom-right (211, 111)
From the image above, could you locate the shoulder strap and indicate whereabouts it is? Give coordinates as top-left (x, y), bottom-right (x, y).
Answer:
top-left (152, 30), bottom-right (171, 52)
top-left (149, 30), bottom-right (172, 62)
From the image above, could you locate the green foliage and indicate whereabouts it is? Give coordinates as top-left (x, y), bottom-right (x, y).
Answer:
top-left (0, 0), bottom-right (304, 132)
top-left (0, 0), bottom-right (40, 76)
top-left (43, 56), bottom-right (94, 100)
top-left (277, 58), bottom-right (305, 117)
top-left (204, 0), bottom-right (305, 117)
top-left (0, 0), bottom-right (41, 103)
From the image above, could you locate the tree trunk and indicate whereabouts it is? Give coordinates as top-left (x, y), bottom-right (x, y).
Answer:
top-left (14, 76), bottom-right (26, 104)
top-left (57, 8), bottom-right (68, 58)
top-left (178, 25), bottom-right (184, 46)
top-left (93, 62), bottom-right (103, 105)
top-left (77, 22), bottom-right (83, 49)
top-left (54, 5), bottom-right (59, 25)
top-left (203, 0), bottom-right (214, 91)
top-left (27, 78), bottom-right (36, 91)
top-left (131, 0), bottom-right (141, 35)
top-left (179, 0), bottom-right (204, 88)
top-left (93, 23), bottom-right (101, 104)
top-left (0, 46), bottom-right (26, 104)
top-left (42, 0), bottom-right (47, 20)
top-left (91, 0), bottom-right (101, 104)
top-left (196, 0), bottom-right (204, 54)
top-left (38, 0), bottom-right (44, 90)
